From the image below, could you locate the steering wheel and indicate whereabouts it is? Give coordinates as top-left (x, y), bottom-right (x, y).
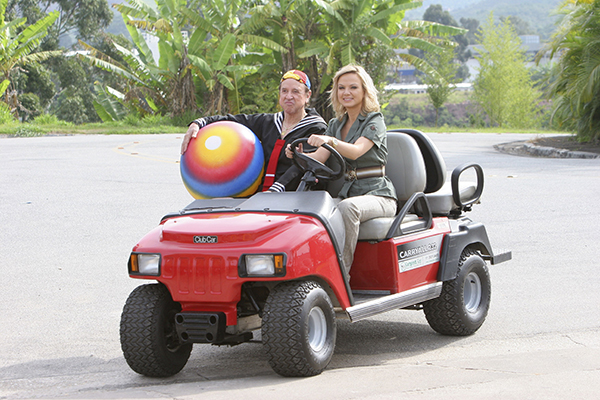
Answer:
top-left (290, 138), bottom-right (345, 182)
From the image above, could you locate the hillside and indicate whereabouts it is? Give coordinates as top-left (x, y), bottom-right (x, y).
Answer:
top-left (407, 0), bottom-right (563, 39)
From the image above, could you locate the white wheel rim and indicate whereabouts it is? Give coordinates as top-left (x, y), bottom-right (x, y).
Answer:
top-left (308, 306), bottom-right (327, 352)
top-left (464, 272), bottom-right (482, 313)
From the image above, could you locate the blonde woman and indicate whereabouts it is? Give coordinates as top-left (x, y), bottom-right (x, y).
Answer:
top-left (287, 65), bottom-right (397, 274)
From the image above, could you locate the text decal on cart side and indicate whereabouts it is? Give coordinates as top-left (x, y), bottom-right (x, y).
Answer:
top-left (396, 235), bottom-right (443, 273)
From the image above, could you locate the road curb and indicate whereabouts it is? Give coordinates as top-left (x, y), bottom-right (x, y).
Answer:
top-left (494, 140), bottom-right (599, 159)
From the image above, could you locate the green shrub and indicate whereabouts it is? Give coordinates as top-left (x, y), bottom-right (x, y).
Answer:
top-left (32, 113), bottom-right (58, 125)
top-left (19, 93), bottom-right (42, 122)
top-left (123, 113), bottom-right (141, 126)
top-left (56, 96), bottom-right (88, 124)
top-left (0, 102), bottom-right (14, 124)
top-left (169, 110), bottom-right (202, 127)
top-left (141, 114), bottom-right (168, 126)
top-left (13, 126), bottom-right (44, 137)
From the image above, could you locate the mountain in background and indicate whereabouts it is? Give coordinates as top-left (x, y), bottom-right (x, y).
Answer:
top-left (406, 0), bottom-right (563, 39)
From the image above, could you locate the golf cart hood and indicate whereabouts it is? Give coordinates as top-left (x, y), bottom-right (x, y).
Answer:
top-left (160, 212), bottom-right (312, 246)
top-left (159, 191), bottom-right (346, 250)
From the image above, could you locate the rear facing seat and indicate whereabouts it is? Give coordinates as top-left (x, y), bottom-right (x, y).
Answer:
top-left (357, 130), bottom-right (478, 241)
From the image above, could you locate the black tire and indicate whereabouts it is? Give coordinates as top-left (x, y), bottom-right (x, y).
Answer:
top-left (423, 249), bottom-right (491, 336)
top-left (262, 281), bottom-right (336, 377)
top-left (120, 283), bottom-right (192, 377)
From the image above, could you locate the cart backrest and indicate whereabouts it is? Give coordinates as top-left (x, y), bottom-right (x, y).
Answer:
top-left (388, 129), bottom-right (447, 194)
top-left (326, 130), bottom-right (447, 201)
top-left (385, 131), bottom-right (427, 201)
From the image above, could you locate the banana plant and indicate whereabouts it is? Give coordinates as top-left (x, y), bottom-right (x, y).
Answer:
top-left (240, 0), bottom-right (337, 106)
top-left (112, 0), bottom-right (199, 116)
top-left (183, 0), bottom-right (285, 114)
top-left (0, 0), bottom-right (61, 113)
top-left (78, 38), bottom-right (168, 118)
top-left (92, 83), bottom-right (129, 122)
top-left (321, 0), bottom-right (464, 79)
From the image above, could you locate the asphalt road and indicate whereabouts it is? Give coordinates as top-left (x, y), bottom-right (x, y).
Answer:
top-left (1, 132), bottom-right (599, 399)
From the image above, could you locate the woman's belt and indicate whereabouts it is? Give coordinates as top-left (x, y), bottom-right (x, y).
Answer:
top-left (345, 165), bottom-right (385, 181)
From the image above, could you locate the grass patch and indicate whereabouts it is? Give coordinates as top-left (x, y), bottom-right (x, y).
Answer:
top-left (0, 106), bottom-right (566, 137)
top-left (0, 121), bottom-right (184, 136)
top-left (0, 120), bottom-right (565, 137)
top-left (386, 124), bottom-right (566, 135)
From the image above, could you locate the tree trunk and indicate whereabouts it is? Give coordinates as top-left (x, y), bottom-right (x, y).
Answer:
top-left (169, 50), bottom-right (197, 116)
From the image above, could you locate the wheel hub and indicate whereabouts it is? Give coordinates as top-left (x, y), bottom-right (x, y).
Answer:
top-left (464, 272), bottom-right (482, 313)
top-left (308, 306), bottom-right (327, 352)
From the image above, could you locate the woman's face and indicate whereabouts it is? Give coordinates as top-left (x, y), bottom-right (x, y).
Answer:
top-left (336, 72), bottom-right (364, 113)
top-left (279, 79), bottom-right (310, 116)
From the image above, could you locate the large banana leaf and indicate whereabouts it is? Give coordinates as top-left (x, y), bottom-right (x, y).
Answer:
top-left (401, 20), bottom-right (466, 37)
top-left (341, 43), bottom-right (354, 66)
top-left (371, 2), bottom-right (419, 24)
top-left (14, 11), bottom-right (59, 55)
top-left (0, 79), bottom-right (9, 96)
top-left (297, 41), bottom-right (330, 58)
top-left (217, 73), bottom-right (235, 91)
top-left (122, 15), bottom-right (154, 66)
top-left (188, 54), bottom-right (212, 80)
top-left (367, 27), bottom-right (393, 45)
top-left (93, 84), bottom-right (128, 122)
top-left (158, 40), bottom-right (177, 73)
top-left (239, 34), bottom-right (287, 53)
top-left (212, 33), bottom-right (236, 71)
top-left (112, 0), bottom-right (158, 21)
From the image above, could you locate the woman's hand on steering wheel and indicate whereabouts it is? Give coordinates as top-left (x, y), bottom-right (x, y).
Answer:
top-left (306, 134), bottom-right (331, 148)
top-left (289, 138), bottom-right (345, 181)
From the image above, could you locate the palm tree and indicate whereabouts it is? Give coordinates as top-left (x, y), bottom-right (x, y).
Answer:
top-left (538, 0), bottom-right (600, 141)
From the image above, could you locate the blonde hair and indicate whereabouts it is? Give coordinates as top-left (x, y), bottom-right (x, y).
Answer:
top-left (330, 65), bottom-right (380, 120)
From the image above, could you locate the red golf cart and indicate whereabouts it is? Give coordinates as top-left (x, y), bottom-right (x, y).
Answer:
top-left (120, 129), bottom-right (511, 377)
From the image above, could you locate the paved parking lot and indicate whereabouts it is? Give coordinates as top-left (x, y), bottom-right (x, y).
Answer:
top-left (1, 132), bottom-right (599, 399)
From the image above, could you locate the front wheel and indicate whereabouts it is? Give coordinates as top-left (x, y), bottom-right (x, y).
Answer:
top-left (423, 249), bottom-right (491, 336)
top-left (120, 283), bottom-right (192, 377)
top-left (262, 281), bottom-right (336, 377)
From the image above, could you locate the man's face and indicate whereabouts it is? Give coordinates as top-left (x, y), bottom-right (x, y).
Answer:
top-left (279, 79), bottom-right (310, 115)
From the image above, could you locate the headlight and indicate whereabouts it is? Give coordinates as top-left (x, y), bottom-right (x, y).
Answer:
top-left (129, 253), bottom-right (161, 276)
top-left (239, 254), bottom-right (286, 277)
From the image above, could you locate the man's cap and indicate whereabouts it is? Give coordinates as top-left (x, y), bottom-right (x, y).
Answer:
top-left (281, 69), bottom-right (311, 90)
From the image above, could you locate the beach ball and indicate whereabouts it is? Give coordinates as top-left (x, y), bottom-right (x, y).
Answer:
top-left (180, 121), bottom-right (264, 198)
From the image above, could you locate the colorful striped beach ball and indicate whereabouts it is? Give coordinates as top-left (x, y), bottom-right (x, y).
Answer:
top-left (180, 121), bottom-right (264, 198)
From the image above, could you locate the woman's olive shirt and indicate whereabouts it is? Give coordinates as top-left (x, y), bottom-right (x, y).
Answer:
top-left (325, 112), bottom-right (397, 200)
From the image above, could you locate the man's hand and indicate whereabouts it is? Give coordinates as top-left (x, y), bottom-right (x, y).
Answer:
top-left (285, 143), bottom-right (303, 159)
top-left (181, 123), bottom-right (200, 154)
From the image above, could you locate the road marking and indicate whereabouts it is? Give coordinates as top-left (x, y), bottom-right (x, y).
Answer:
top-left (113, 138), bottom-right (181, 164)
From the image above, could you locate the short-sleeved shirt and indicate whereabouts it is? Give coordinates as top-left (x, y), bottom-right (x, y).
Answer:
top-left (326, 112), bottom-right (397, 200)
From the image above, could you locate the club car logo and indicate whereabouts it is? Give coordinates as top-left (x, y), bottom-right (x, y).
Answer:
top-left (396, 236), bottom-right (442, 273)
top-left (193, 235), bottom-right (218, 244)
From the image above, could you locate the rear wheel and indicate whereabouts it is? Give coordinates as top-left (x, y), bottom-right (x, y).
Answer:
top-left (120, 283), bottom-right (192, 377)
top-left (262, 281), bottom-right (336, 377)
top-left (424, 250), bottom-right (491, 336)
